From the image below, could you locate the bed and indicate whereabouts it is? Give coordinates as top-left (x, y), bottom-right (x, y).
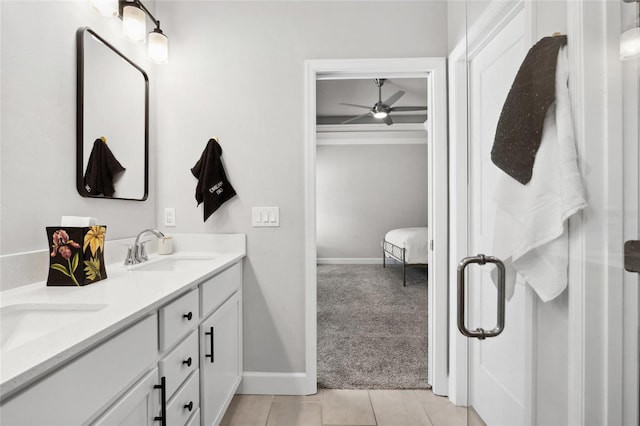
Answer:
top-left (381, 227), bottom-right (429, 286)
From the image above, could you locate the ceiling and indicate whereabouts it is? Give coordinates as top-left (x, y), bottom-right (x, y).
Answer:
top-left (316, 78), bottom-right (428, 126)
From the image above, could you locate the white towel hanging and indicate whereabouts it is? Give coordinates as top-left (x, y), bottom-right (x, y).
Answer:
top-left (491, 46), bottom-right (586, 302)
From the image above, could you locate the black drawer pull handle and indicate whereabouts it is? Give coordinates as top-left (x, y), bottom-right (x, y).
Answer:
top-left (182, 357), bottom-right (192, 367)
top-left (205, 326), bottom-right (215, 363)
top-left (153, 377), bottom-right (167, 426)
top-left (183, 312), bottom-right (193, 321)
top-left (184, 401), bottom-right (194, 412)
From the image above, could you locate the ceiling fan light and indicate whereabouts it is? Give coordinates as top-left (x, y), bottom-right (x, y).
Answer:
top-left (373, 111), bottom-right (388, 119)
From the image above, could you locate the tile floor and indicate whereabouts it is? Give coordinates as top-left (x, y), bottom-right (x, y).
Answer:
top-left (220, 389), bottom-right (467, 426)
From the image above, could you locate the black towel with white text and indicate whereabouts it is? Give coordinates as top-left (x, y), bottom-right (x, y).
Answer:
top-left (191, 138), bottom-right (237, 221)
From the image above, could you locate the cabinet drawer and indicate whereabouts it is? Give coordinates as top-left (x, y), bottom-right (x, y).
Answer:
top-left (159, 331), bottom-right (199, 398)
top-left (166, 370), bottom-right (200, 426)
top-left (200, 262), bottom-right (241, 318)
top-left (159, 288), bottom-right (199, 351)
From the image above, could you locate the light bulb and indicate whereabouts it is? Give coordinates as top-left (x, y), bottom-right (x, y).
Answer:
top-left (620, 27), bottom-right (640, 60)
top-left (148, 29), bottom-right (169, 64)
top-left (90, 0), bottom-right (118, 17)
top-left (123, 4), bottom-right (146, 43)
top-left (373, 111), bottom-right (388, 119)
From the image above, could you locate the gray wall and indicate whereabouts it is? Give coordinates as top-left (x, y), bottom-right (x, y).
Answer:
top-left (154, 1), bottom-right (448, 373)
top-left (0, 1), bottom-right (157, 255)
top-left (316, 144), bottom-right (428, 259)
top-left (448, 0), bottom-right (492, 52)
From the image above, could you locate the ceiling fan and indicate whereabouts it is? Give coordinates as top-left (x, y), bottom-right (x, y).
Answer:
top-left (340, 79), bottom-right (427, 126)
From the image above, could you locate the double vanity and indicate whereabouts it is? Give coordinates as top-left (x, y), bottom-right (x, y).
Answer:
top-left (0, 234), bottom-right (246, 426)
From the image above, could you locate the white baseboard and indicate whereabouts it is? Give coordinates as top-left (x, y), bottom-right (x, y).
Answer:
top-left (237, 372), bottom-right (312, 395)
top-left (317, 258), bottom-right (399, 265)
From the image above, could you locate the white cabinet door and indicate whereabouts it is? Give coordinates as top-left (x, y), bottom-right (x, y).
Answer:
top-left (93, 368), bottom-right (160, 426)
top-left (199, 292), bottom-right (241, 426)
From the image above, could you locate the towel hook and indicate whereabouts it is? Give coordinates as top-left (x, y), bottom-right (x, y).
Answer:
top-left (99, 136), bottom-right (107, 144)
top-left (552, 32), bottom-right (563, 37)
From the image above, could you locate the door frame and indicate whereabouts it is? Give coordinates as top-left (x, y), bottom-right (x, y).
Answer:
top-left (449, 0), bottom-right (626, 421)
top-left (303, 57), bottom-right (449, 395)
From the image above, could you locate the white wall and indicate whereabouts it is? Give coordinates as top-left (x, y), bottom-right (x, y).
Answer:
top-left (155, 0), bottom-right (448, 374)
top-left (316, 143), bottom-right (428, 259)
top-left (0, 1), bottom-right (157, 257)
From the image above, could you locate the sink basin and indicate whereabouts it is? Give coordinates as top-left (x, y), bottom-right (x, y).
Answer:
top-left (129, 257), bottom-right (215, 272)
top-left (1, 303), bottom-right (108, 352)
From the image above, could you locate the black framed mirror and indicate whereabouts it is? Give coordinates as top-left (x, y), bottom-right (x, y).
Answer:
top-left (77, 27), bottom-right (149, 201)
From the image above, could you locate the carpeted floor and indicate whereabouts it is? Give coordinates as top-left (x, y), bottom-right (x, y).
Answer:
top-left (317, 263), bottom-right (428, 389)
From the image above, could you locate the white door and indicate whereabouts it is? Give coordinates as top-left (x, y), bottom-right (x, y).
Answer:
top-left (464, 7), bottom-right (532, 425)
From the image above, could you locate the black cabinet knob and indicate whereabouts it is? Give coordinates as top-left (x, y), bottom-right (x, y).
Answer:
top-left (183, 312), bottom-right (193, 321)
top-left (184, 401), bottom-right (194, 412)
top-left (182, 357), bottom-right (192, 367)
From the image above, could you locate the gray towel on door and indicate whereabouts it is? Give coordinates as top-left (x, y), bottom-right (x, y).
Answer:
top-left (491, 35), bottom-right (567, 185)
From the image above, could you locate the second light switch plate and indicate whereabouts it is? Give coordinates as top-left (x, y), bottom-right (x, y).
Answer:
top-left (252, 207), bottom-right (280, 227)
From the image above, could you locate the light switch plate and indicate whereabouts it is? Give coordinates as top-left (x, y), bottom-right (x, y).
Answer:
top-left (252, 207), bottom-right (279, 227)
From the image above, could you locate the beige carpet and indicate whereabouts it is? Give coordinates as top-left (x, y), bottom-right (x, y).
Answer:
top-left (317, 264), bottom-right (428, 389)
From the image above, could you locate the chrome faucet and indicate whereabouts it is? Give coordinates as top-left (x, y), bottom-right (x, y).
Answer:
top-left (125, 228), bottom-right (165, 265)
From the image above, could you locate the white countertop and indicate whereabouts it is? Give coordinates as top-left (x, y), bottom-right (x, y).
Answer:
top-left (0, 234), bottom-right (246, 401)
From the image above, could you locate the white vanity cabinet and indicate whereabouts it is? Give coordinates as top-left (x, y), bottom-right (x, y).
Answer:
top-left (0, 258), bottom-right (243, 426)
top-left (97, 260), bottom-right (243, 426)
top-left (0, 314), bottom-right (159, 426)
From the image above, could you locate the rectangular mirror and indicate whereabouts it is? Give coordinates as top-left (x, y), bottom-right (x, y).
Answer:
top-left (77, 27), bottom-right (148, 201)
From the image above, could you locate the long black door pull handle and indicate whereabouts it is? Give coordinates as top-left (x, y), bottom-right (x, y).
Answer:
top-left (153, 376), bottom-right (167, 426)
top-left (205, 326), bottom-right (215, 363)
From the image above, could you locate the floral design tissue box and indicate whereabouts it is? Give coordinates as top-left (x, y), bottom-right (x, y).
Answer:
top-left (46, 226), bottom-right (107, 286)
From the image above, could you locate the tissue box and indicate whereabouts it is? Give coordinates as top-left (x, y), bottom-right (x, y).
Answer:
top-left (46, 226), bottom-right (108, 287)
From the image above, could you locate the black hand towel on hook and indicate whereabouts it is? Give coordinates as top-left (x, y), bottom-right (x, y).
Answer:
top-left (191, 138), bottom-right (237, 221)
top-left (83, 138), bottom-right (126, 197)
top-left (491, 34), bottom-right (568, 185)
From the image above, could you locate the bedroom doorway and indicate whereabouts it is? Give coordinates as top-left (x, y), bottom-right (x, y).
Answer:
top-left (303, 58), bottom-right (449, 396)
top-left (315, 77), bottom-right (430, 389)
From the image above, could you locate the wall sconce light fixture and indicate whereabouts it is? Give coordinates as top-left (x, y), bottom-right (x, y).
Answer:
top-left (621, 0), bottom-right (640, 60)
top-left (90, 0), bottom-right (168, 64)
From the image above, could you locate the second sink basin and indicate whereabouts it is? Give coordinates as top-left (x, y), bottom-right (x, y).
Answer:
top-left (129, 257), bottom-right (216, 272)
top-left (1, 303), bottom-right (108, 352)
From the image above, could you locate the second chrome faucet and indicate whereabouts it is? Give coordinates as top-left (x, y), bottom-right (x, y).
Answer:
top-left (125, 228), bottom-right (165, 265)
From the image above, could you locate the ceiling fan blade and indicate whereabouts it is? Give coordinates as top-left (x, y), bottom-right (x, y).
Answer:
top-left (383, 115), bottom-right (394, 126)
top-left (339, 103), bottom-right (372, 110)
top-left (383, 90), bottom-right (405, 107)
top-left (341, 112), bottom-right (371, 124)
top-left (390, 106), bottom-right (428, 112)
